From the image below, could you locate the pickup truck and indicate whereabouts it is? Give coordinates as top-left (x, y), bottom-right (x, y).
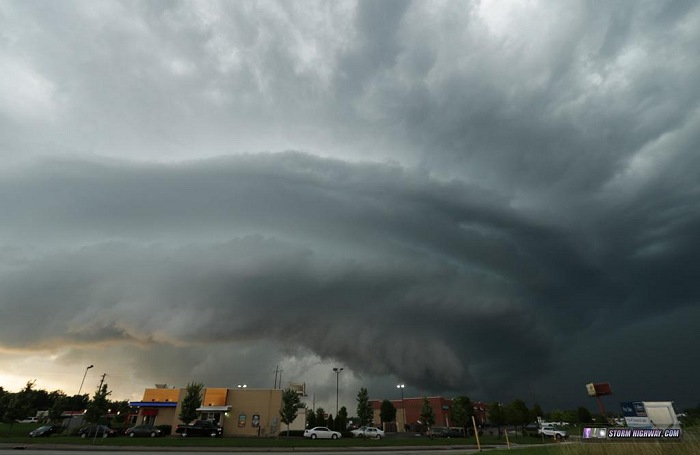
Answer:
top-left (539, 426), bottom-right (568, 439)
top-left (175, 420), bottom-right (223, 437)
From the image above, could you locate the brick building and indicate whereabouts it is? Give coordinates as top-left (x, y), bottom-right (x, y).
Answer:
top-left (370, 396), bottom-right (490, 432)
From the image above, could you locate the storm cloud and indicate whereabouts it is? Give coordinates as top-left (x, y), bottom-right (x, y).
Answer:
top-left (1, 0), bottom-right (699, 410)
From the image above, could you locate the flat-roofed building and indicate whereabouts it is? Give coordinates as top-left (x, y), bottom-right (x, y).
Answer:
top-left (130, 385), bottom-right (304, 437)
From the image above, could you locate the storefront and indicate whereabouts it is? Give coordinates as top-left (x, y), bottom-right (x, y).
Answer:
top-left (130, 385), bottom-right (289, 437)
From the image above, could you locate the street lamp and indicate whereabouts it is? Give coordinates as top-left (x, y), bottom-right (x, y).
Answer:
top-left (70, 365), bottom-right (93, 430)
top-left (397, 384), bottom-right (406, 431)
top-left (78, 365), bottom-right (94, 396)
top-left (332, 367), bottom-right (343, 417)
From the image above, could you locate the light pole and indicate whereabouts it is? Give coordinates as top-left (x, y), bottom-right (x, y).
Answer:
top-left (332, 367), bottom-right (343, 417)
top-left (78, 365), bottom-right (94, 396)
top-left (70, 364), bottom-right (93, 430)
top-left (397, 384), bottom-right (406, 431)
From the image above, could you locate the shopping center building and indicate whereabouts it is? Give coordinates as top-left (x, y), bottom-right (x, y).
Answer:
top-left (370, 396), bottom-right (490, 431)
top-left (129, 384), bottom-right (306, 437)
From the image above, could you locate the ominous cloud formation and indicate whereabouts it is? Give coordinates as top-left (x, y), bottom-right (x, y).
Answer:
top-left (1, 1), bottom-right (699, 410)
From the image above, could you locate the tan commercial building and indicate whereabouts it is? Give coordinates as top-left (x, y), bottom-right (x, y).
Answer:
top-left (130, 385), bottom-right (305, 437)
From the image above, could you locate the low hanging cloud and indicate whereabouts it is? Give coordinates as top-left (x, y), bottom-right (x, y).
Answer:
top-left (1, 1), bottom-right (700, 409)
top-left (1, 150), bottom-right (698, 406)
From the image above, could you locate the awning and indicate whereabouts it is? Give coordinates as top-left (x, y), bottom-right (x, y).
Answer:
top-left (196, 406), bottom-right (231, 412)
top-left (129, 401), bottom-right (177, 408)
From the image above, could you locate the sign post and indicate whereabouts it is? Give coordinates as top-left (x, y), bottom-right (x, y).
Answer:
top-left (586, 382), bottom-right (612, 421)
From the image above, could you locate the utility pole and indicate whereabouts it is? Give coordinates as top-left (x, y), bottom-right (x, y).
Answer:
top-left (272, 365), bottom-right (284, 389)
top-left (97, 373), bottom-right (107, 393)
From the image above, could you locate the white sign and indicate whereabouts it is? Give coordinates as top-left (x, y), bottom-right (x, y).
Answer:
top-left (624, 416), bottom-right (652, 428)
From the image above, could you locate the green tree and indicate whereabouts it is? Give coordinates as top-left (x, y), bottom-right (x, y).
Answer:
top-left (680, 404), bottom-right (700, 427)
top-left (561, 409), bottom-right (577, 425)
top-left (356, 387), bottom-right (372, 426)
top-left (307, 408), bottom-right (317, 428)
top-left (577, 406), bottom-right (593, 424)
top-left (451, 396), bottom-right (474, 428)
top-left (488, 402), bottom-right (506, 435)
top-left (315, 407), bottom-right (326, 426)
top-left (1, 396), bottom-right (26, 429)
top-left (336, 406), bottom-right (349, 432)
top-left (326, 413), bottom-right (334, 430)
top-left (419, 397), bottom-right (435, 429)
top-left (549, 409), bottom-right (564, 423)
top-left (179, 382), bottom-right (203, 424)
top-left (108, 399), bottom-right (133, 427)
top-left (505, 399), bottom-right (530, 432)
top-left (380, 399), bottom-right (396, 424)
top-left (530, 403), bottom-right (543, 423)
top-left (0, 387), bottom-right (6, 417)
top-left (279, 388), bottom-right (302, 436)
top-left (49, 395), bottom-right (68, 423)
top-left (84, 383), bottom-right (111, 424)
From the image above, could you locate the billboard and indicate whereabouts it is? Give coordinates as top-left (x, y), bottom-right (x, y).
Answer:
top-left (586, 382), bottom-right (612, 397)
top-left (620, 401), bottom-right (651, 428)
top-left (620, 401), bottom-right (679, 429)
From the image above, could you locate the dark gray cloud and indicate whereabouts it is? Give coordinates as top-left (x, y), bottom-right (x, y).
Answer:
top-left (1, 1), bottom-right (699, 411)
top-left (1, 151), bottom-right (698, 408)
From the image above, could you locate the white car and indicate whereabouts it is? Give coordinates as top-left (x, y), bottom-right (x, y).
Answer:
top-left (351, 426), bottom-right (368, 437)
top-left (361, 426), bottom-right (385, 439)
top-left (17, 417), bottom-right (40, 424)
top-left (539, 426), bottom-right (568, 439)
top-left (303, 426), bottom-right (342, 440)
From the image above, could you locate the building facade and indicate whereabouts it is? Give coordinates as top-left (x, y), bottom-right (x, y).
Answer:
top-left (370, 396), bottom-right (490, 432)
top-left (130, 385), bottom-right (304, 437)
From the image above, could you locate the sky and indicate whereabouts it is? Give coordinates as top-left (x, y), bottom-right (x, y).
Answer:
top-left (1, 0), bottom-right (699, 415)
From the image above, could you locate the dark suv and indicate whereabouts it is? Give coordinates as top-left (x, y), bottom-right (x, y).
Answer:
top-left (447, 427), bottom-right (466, 437)
top-left (427, 426), bottom-right (449, 438)
top-left (78, 425), bottom-right (118, 438)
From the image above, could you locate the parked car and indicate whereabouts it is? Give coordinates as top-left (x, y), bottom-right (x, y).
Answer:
top-left (447, 427), bottom-right (466, 437)
top-left (175, 420), bottom-right (223, 437)
top-left (125, 424), bottom-right (162, 437)
top-left (350, 426), bottom-right (368, 437)
top-left (523, 422), bottom-right (540, 437)
top-left (17, 417), bottom-right (40, 424)
top-left (29, 425), bottom-right (60, 437)
top-left (352, 426), bottom-right (384, 439)
top-left (78, 425), bottom-right (119, 438)
top-left (539, 426), bottom-right (568, 439)
top-left (427, 426), bottom-right (449, 438)
top-left (303, 426), bottom-right (342, 439)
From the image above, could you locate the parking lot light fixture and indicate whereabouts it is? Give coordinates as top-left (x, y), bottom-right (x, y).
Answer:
top-left (78, 365), bottom-right (94, 396)
top-left (333, 367), bottom-right (343, 417)
top-left (397, 384), bottom-right (406, 430)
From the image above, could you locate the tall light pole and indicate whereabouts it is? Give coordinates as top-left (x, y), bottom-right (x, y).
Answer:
top-left (69, 364), bottom-right (93, 430)
top-left (332, 367), bottom-right (343, 417)
top-left (78, 365), bottom-right (94, 396)
top-left (397, 384), bottom-right (406, 431)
